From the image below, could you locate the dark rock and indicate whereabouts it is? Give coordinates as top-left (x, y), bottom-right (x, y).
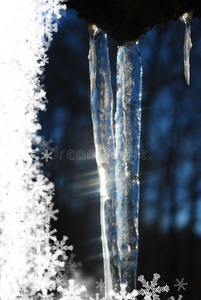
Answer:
top-left (62, 0), bottom-right (201, 44)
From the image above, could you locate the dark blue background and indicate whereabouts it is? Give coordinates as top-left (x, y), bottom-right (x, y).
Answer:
top-left (40, 8), bottom-right (201, 299)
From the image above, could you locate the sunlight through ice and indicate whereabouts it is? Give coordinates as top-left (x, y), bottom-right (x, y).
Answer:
top-left (89, 26), bottom-right (120, 299)
top-left (89, 24), bottom-right (142, 296)
top-left (179, 10), bottom-right (193, 85)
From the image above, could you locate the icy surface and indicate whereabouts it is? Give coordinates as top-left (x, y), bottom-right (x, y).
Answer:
top-left (179, 11), bottom-right (193, 85)
top-left (116, 42), bottom-right (142, 291)
top-left (88, 27), bottom-right (120, 298)
top-left (89, 29), bottom-right (143, 295)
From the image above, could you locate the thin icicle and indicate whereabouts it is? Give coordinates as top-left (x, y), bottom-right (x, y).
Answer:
top-left (180, 11), bottom-right (193, 85)
top-left (116, 42), bottom-right (142, 292)
top-left (88, 26), bottom-right (120, 298)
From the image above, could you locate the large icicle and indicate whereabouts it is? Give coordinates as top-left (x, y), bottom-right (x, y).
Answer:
top-left (116, 42), bottom-right (142, 292)
top-left (180, 11), bottom-right (193, 85)
top-left (88, 27), bottom-right (120, 298)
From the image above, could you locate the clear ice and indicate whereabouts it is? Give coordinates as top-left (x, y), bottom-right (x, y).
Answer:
top-left (116, 43), bottom-right (142, 292)
top-left (89, 26), bottom-right (142, 297)
top-left (88, 26), bottom-right (120, 298)
top-left (180, 11), bottom-right (193, 85)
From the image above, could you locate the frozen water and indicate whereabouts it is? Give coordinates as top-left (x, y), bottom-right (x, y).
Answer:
top-left (116, 42), bottom-right (142, 291)
top-left (179, 11), bottom-right (193, 85)
top-left (89, 29), bottom-right (143, 295)
top-left (88, 26), bottom-right (120, 298)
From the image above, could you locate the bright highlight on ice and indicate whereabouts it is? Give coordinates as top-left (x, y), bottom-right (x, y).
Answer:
top-left (89, 28), bottom-right (118, 298)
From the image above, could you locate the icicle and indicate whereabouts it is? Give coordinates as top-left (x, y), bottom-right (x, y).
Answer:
top-left (179, 11), bottom-right (193, 85)
top-left (88, 26), bottom-right (120, 298)
top-left (116, 42), bottom-right (142, 292)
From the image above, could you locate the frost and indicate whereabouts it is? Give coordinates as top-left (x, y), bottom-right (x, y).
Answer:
top-left (179, 10), bottom-right (193, 85)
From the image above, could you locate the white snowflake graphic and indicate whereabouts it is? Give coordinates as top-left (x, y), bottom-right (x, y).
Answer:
top-left (96, 278), bottom-right (105, 292)
top-left (167, 295), bottom-right (183, 300)
top-left (58, 279), bottom-right (86, 300)
top-left (41, 149), bottom-right (53, 162)
top-left (53, 235), bottom-right (73, 255)
top-left (40, 138), bottom-right (54, 152)
top-left (47, 188), bottom-right (55, 197)
top-left (110, 283), bottom-right (138, 300)
top-left (89, 293), bottom-right (105, 300)
top-left (45, 203), bottom-right (59, 221)
top-left (0, 0), bottom-right (70, 298)
top-left (35, 292), bottom-right (55, 300)
top-left (66, 253), bottom-right (82, 276)
top-left (40, 54), bottom-right (49, 66)
top-left (34, 88), bottom-right (48, 106)
top-left (174, 278), bottom-right (188, 291)
top-left (138, 273), bottom-right (169, 300)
